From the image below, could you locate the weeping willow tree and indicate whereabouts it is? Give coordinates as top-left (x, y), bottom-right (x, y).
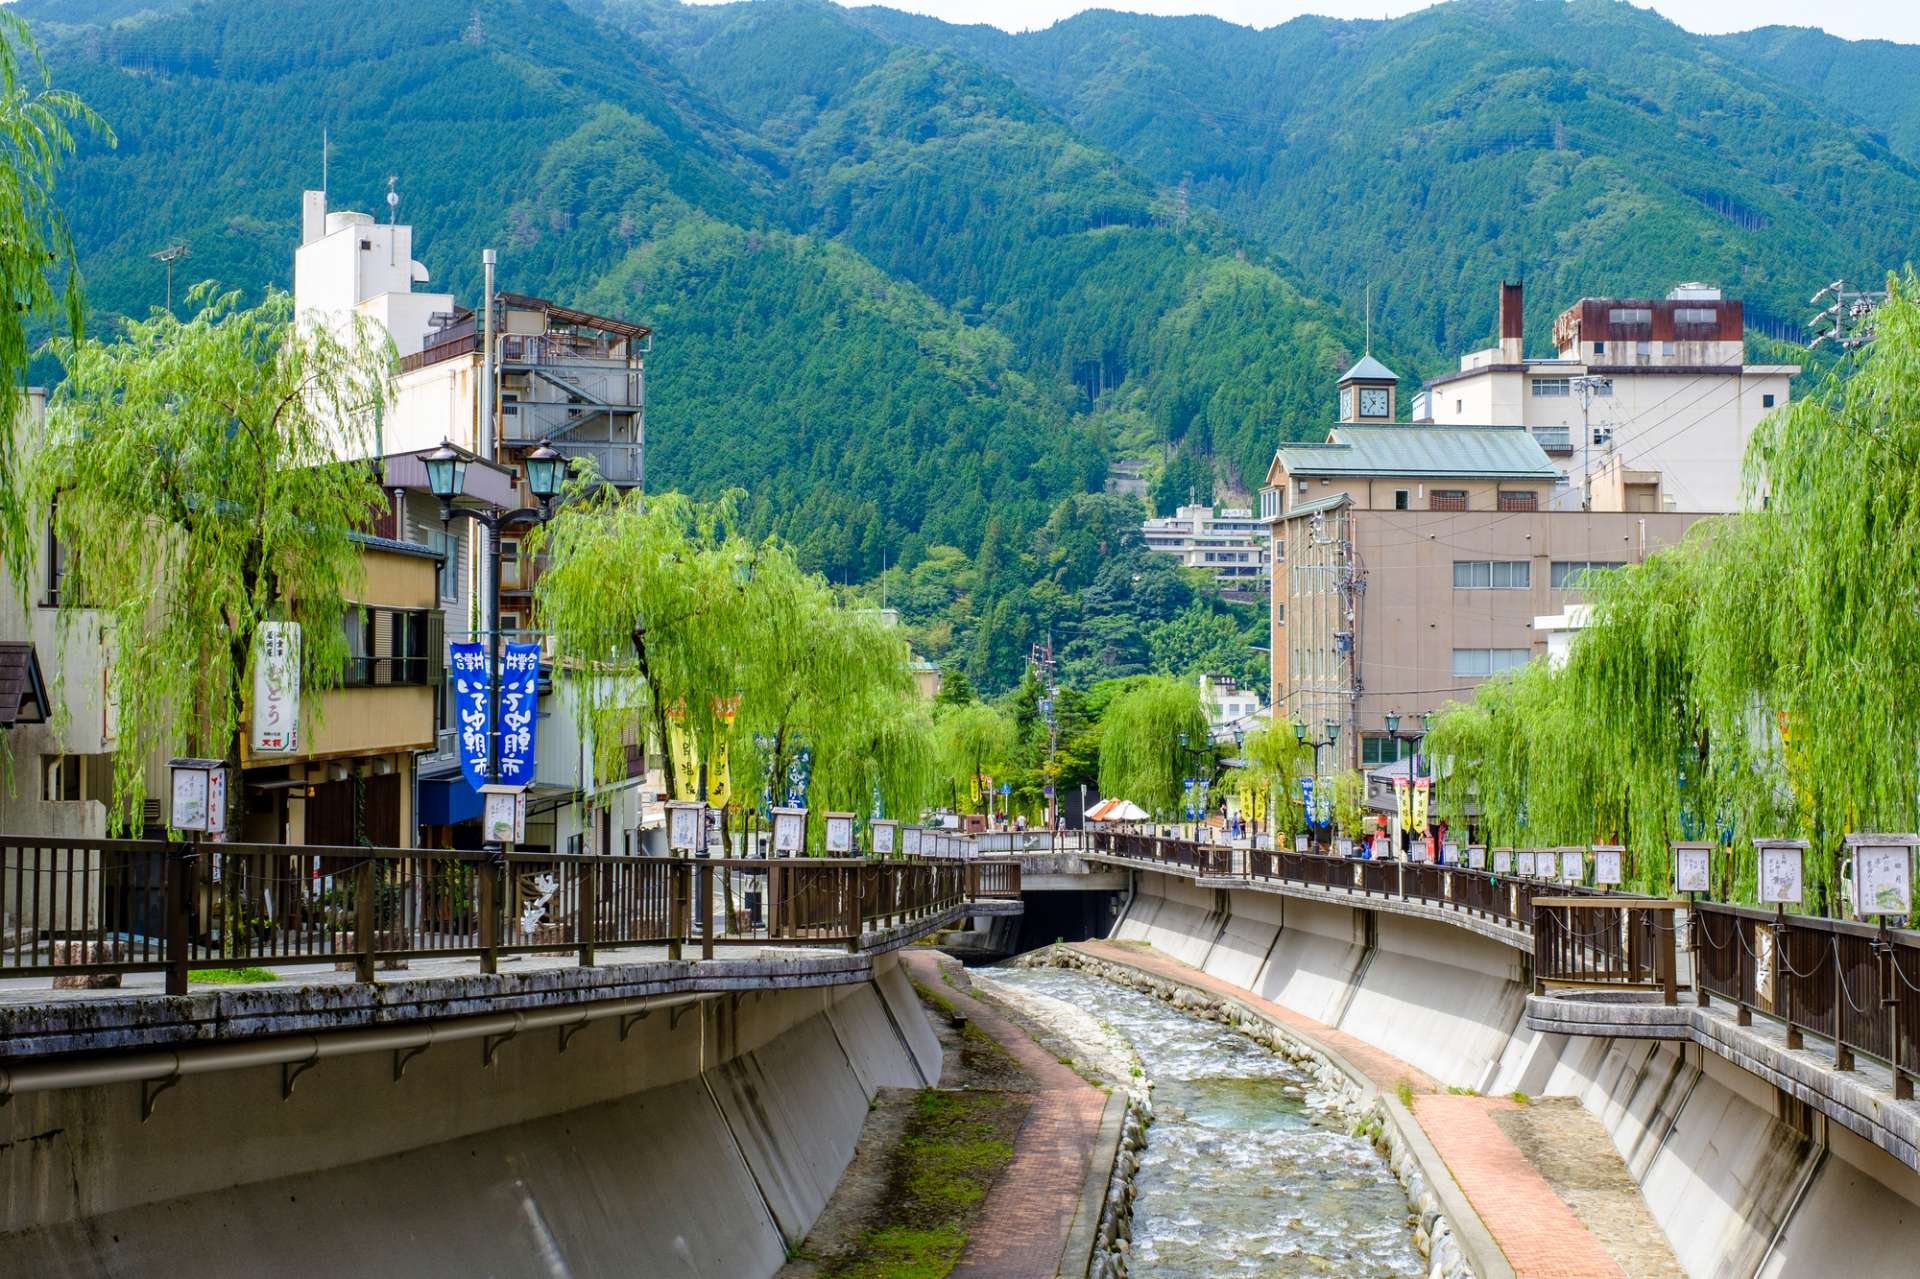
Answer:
top-left (0, 15), bottom-right (108, 585)
top-left (33, 287), bottom-right (391, 827)
top-left (1097, 676), bottom-right (1208, 819)
top-left (1431, 271), bottom-right (1920, 910)
top-left (1217, 720), bottom-right (1313, 840)
top-left (531, 484), bottom-right (933, 850)
top-left (933, 701), bottom-right (1015, 815)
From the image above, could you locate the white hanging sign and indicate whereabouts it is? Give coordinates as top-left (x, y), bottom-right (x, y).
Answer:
top-left (1593, 846), bottom-right (1624, 886)
top-left (483, 788), bottom-right (527, 845)
top-left (1757, 839), bottom-right (1807, 904)
top-left (902, 825), bottom-right (923, 857)
top-left (1846, 834), bottom-right (1916, 917)
top-left (1672, 844), bottom-right (1711, 894)
top-left (772, 806), bottom-right (807, 855)
top-left (1561, 849), bottom-right (1585, 882)
top-left (871, 820), bottom-right (898, 856)
top-left (1466, 846), bottom-right (1486, 870)
top-left (251, 621), bottom-right (302, 754)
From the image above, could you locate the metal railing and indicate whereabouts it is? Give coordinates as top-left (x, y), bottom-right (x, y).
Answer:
top-left (1694, 901), bottom-right (1918, 1099)
top-left (1, 836), bottom-right (991, 994)
top-left (1532, 897), bottom-right (1678, 1004)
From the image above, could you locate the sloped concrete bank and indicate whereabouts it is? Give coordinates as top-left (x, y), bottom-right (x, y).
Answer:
top-left (0, 953), bottom-right (939, 1279)
top-left (1023, 945), bottom-right (1491, 1279)
top-left (1111, 871), bottom-right (1920, 1278)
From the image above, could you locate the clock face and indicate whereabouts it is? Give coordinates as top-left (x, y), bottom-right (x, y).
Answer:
top-left (1359, 387), bottom-right (1389, 417)
top-left (1339, 387), bottom-right (1354, 419)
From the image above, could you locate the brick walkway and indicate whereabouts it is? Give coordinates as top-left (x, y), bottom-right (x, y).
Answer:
top-left (1071, 940), bottom-right (1629, 1279)
top-left (900, 949), bottom-right (1108, 1279)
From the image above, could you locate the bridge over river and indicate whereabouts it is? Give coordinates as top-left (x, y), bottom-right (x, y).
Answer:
top-left (2, 830), bottom-right (1917, 1278)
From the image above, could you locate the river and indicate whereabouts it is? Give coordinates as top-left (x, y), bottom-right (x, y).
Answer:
top-left (986, 965), bottom-right (1423, 1278)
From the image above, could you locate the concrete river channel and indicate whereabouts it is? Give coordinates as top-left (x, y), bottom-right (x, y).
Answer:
top-left (986, 965), bottom-right (1423, 1278)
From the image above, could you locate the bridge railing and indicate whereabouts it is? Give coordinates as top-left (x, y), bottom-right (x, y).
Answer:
top-left (1531, 897), bottom-right (1678, 1004)
top-left (0, 835), bottom-right (980, 993)
top-left (1694, 901), bottom-right (1919, 1099)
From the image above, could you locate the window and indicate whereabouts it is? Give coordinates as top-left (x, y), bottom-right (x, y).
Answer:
top-left (1274, 604), bottom-right (1284, 624)
top-left (342, 607), bottom-right (437, 687)
top-left (42, 498), bottom-right (65, 606)
top-left (429, 527), bottom-right (461, 603)
top-left (1361, 735), bottom-right (1413, 766)
top-left (1452, 648), bottom-right (1531, 677)
top-left (42, 754), bottom-right (81, 802)
top-left (1260, 488), bottom-right (1279, 519)
top-left (1636, 341), bottom-right (1650, 357)
top-left (1762, 394), bottom-right (1775, 409)
top-left (1661, 341), bottom-right (1675, 356)
top-left (1608, 307), bottom-right (1652, 327)
top-left (1453, 560), bottom-right (1530, 589)
top-left (1394, 489), bottom-right (1409, 511)
top-left (1497, 490), bottom-right (1538, 512)
top-left (1593, 341), bottom-right (1605, 355)
top-left (1674, 307), bottom-right (1717, 326)
top-left (1429, 490), bottom-right (1467, 512)
top-left (1550, 560), bottom-right (1627, 589)
top-left (1530, 378), bottom-right (1571, 398)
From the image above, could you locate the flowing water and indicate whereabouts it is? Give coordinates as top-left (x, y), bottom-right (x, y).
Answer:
top-left (989, 966), bottom-right (1423, 1278)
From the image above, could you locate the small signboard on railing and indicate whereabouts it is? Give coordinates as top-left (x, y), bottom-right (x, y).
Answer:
top-left (1845, 833), bottom-right (1916, 917)
top-left (1560, 848), bottom-right (1585, 883)
top-left (1517, 851), bottom-right (1537, 877)
top-left (1757, 838), bottom-right (1809, 904)
top-left (1466, 845), bottom-right (1486, 870)
top-left (1672, 842), bottom-right (1712, 894)
top-left (1593, 846), bottom-right (1624, 886)
top-left (1492, 848), bottom-right (1511, 874)
top-left (902, 825), bottom-right (923, 857)
top-left (824, 812), bottom-right (855, 855)
top-left (1442, 840), bottom-right (1460, 866)
top-left (1334, 837), bottom-right (1353, 858)
top-left (772, 806), bottom-right (807, 856)
top-left (872, 819), bottom-right (898, 857)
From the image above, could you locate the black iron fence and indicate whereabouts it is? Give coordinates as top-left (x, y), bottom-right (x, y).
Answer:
top-left (1, 836), bottom-right (992, 993)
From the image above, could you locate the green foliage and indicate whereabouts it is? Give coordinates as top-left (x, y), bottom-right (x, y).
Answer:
top-left (1097, 675), bottom-right (1208, 819)
top-left (1430, 272), bottom-right (1920, 911)
top-left (38, 286), bottom-right (389, 827)
top-left (0, 11), bottom-right (106, 582)
top-left (933, 701), bottom-right (1014, 815)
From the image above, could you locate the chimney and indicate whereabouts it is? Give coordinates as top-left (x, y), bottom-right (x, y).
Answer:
top-left (301, 190), bottom-right (327, 247)
top-left (1499, 280), bottom-right (1524, 363)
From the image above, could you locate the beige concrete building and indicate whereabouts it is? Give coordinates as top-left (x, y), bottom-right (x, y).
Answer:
top-left (1263, 359), bottom-right (1703, 771)
top-left (1141, 503), bottom-right (1269, 598)
top-left (1418, 282), bottom-right (1795, 513)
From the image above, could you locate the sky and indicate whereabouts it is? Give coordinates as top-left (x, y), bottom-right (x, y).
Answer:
top-left (743, 0), bottom-right (1920, 42)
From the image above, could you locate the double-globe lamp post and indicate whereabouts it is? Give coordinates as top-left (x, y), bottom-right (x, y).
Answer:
top-left (1293, 718), bottom-right (1339, 850)
top-left (1176, 731), bottom-right (1211, 842)
top-left (1385, 710), bottom-right (1435, 851)
top-left (424, 441), bottom-right (565, 844)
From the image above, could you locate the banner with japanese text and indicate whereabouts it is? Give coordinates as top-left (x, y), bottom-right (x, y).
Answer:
top-left (250, 621), bottom-right (301, 754)
top-left (498, 643), bottom-right (540, 787)
top-left (1395, 776), bottom-right (1412, 832)
top-left (1412, 777), bottom-right (1430, 831)
top-left (668, 719), bottom-right (700, 801)
top-left (451, 641), bottom-right (490, 790)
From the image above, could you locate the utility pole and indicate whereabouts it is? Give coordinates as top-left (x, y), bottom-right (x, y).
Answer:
top-left (1031, 635), bottom-right (1059, 829)
top-left (1570, 375), bottom-right (1613, 511)
top-left (1807, 279), bottom-right (1886, 351)
top-left (151, 243), bottom-right (188, 314)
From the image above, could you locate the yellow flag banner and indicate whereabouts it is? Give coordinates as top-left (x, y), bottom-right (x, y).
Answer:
top-left (668, 721), bottom-right (700, 801)
top-left (1412, 777), bottom-right (1430, 831)
top-left (1395, 776), bottom-right (1412, 832)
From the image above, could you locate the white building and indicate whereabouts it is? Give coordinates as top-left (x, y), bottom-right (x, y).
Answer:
top-left (1142, 503), bottom-right (1269, 596)
top-left (1419, 282), bottom-right (1796, 513)
top-left (1532, 604), bottom-right (1593, 670)
top-left (294, 189), bottom-right (454, 362)
top-left (1200, 673), bottom-right (1265, 743)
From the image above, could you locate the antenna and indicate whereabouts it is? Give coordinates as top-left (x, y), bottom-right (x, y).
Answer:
top-left (322, 128), bottom-right (329, 199)
top-left (1364, 281), bottom-right (1373, 355)
top-left (386, 174), bottom-right (400, 225)
top-left (151, 243), bottom-right (189, 314)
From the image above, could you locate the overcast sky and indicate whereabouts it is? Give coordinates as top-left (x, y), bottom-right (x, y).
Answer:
top-left (771, 0), bottom-right (1920, 43)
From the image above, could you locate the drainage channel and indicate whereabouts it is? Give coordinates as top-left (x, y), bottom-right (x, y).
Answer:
top-left (987, 965), bottom-right (1424, 1278)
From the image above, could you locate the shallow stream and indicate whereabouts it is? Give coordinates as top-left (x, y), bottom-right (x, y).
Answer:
top-left (988, 966), bottom-right (1423, 1278)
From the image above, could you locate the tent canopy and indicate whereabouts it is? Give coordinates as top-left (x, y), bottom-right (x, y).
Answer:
top-left (1086, 798), bottom-right (1148, 822)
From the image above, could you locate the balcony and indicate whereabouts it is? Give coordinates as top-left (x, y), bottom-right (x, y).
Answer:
top-left (1531, 426), bottom-right (1573, 455)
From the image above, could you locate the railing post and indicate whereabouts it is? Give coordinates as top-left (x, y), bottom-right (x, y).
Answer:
top-left (1882, 923), bottom-right (1912, 1101)
top-left (1834, 937), bottom-right (1855, 1071)
top-left (579, 860), bottom-right (597, 968)
top-left (769, 862), bottom-right (784, 940)
top-left (1659, 906), bottom-right (1677, 1006)
top-left (668, 861), bottom-right (686, 961)
top-left (1735, 917), bottom-right (1752, 1026)
top-left (699, 862), bottom-right (714, 962)
top-left (355, 859), bottom-right (377, 984)
top-left (478, 857), bottom-right (499, 976)
top-left (844, 866), bottom-right (862, 954)
top-left (165, 847), bottom-right (196, 997)
top-left (1777, 910), bottom-right (1802, 1049)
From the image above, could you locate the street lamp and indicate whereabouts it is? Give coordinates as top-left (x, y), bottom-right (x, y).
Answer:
top-left (1385, 710), bottom-right (1436, 855)
top-left (1295, 718), bottom-right (1339, 850)
top-left (425, 441), bottom-right (564, 844)
top-left (1176, 730), bottom-right (1211, 841)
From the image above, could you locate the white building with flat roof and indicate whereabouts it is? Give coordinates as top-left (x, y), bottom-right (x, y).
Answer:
top-left (1142, 503), bottom-right (1269, 596)
top-left (1419, 282), bottom-right (1796, 513)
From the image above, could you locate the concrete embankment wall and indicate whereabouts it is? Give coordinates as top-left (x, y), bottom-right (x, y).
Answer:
top-left (1111, 872), bottom-right (1920, 1279)
top-left (0, 953), bottom-right (939, 1279)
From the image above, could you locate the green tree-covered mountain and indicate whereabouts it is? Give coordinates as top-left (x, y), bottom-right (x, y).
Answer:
top-left (19, 0), bottom-right (1920, 693)
top-left (1711, 25), bottom-right (1920, 167)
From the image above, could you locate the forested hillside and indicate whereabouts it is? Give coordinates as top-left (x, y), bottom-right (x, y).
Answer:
top-left (18, 0), bottom-right (1920, 694)
top-left (1712, 26), bottom-right (1920, 167)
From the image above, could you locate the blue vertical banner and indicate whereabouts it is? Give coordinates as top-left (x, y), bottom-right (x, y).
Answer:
top-left (783, 746), bottom-right (813, 808)
top-left (452, 641), bottom-right (490, 790)
top-left (498, 643), bottom-right (541, 787)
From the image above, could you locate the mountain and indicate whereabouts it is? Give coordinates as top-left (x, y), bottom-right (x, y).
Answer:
top-left (848, 0), bottom-right (1920, 358)
top-left (1711, 25), bottom-right (1920, 168)
top-left (18, 0), bottom-right (1920, 693)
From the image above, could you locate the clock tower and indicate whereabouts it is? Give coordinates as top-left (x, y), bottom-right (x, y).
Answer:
top-left (1337, 354), bottom-right (1398, 423)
